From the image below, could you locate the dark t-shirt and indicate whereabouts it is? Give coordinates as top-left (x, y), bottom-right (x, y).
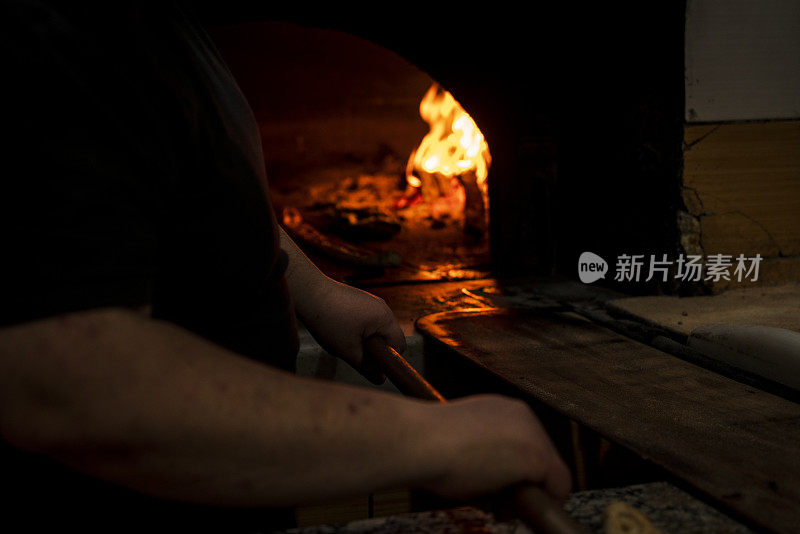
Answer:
top-left (1, 1), bottom-right (298, 530)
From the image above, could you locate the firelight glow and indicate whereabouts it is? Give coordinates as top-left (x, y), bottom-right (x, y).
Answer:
top-left (405, 84), bottom-right (491, 193)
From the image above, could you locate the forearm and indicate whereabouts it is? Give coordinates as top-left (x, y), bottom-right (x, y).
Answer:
top-left (0, 308), bottom-right (443, 507)
top-left (279, 225), bottom-right (334, 322)
top-left (278, 225), bottom-right (406, 384)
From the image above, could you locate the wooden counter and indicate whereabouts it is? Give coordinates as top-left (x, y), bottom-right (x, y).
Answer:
top-left (416, 308), bottom-right (800, 534)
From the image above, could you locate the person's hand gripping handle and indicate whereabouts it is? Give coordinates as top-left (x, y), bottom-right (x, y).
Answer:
top-left (363, 336), bottom-right (588, 534)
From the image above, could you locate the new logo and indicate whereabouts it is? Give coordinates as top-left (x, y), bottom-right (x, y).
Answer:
top-left (578, 252), bottom-right (608, 283)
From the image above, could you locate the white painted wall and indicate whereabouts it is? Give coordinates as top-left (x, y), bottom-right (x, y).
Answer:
top-left (685, 0), bottom-right (800, 122)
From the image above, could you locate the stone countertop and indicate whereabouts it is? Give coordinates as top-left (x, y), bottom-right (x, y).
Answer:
top-left (605, 282), bottom-right (800, 339)
top-left (281, 482), bottom-right (751, 534)
top-left (563, 482), bottom-right (750, 534)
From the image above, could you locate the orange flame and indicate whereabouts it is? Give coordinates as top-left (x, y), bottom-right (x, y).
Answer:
top-left (406, 84), bottom-right (491, 193)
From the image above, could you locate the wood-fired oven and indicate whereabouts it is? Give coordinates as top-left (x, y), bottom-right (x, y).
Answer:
top-left (201, 3), bottom-right (689, 293)
top-left (193, 3), bottom-right (800, 532)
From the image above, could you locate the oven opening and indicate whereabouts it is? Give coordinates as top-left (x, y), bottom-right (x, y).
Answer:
top-left (211, 20), bottom-right (492, 285)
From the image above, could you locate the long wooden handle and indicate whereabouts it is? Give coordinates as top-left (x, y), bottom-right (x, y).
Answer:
top-left (364, 337), bottom-right (588, 534)
top-left (364, 337), bottom-right (446, 402)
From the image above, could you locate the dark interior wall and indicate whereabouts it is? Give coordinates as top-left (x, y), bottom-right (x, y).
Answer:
top-left (207, 19), bottom-right (432, 179)
top-left (195, 2), bottom-right (686, 292)
top-left (550, 3), bottom-right (687, 294)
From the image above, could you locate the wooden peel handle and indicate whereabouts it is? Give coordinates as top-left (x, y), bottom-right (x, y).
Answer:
top-left (364, 336), bottom-right (445, 402)
top-left (513, 485), bottom-right (588, 534)
top-left (363, 337), bottom-right (588, 534)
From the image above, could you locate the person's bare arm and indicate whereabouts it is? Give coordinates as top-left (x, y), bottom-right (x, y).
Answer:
top-left (0, 307), bottom-right (570, 507)
top-left (278, 226), bottom-right (405, 383)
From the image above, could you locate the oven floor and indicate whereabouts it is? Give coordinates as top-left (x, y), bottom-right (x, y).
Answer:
top-left (271, 164), bottom-right (491, 285)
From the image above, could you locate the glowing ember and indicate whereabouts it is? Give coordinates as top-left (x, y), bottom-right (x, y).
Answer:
top-left (400, 84), bottom-right (491, 233)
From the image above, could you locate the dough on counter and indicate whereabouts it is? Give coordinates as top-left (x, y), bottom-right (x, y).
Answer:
top-left (604, 501), bottom-right (662, 534)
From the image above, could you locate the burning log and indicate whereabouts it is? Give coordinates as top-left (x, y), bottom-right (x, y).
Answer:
top-left (458, 170), bottom-right (487, 240)
top-left (398, 84), bottom-right (491, 237)
top-left (415, 169), bottom-right (449, 205)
